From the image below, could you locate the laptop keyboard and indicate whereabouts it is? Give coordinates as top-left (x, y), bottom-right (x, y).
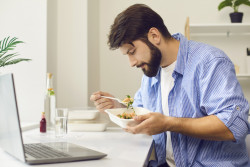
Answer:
top-left (24, 143), bottom-right (72, 159)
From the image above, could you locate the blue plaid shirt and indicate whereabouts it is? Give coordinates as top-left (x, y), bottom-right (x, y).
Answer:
top-left (133, 33), bottom-right (250, 167)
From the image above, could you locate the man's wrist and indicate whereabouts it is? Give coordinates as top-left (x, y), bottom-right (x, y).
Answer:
top-left (164, 116), bottom-right (172, 132)
top-left (164, 116), bottom-right (179, 132)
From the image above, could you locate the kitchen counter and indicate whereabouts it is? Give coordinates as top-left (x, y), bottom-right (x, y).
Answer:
top-left (0, 127), bottom-right (152, 167)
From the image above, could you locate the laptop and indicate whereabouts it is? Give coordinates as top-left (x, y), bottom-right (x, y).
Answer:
top-left (0, 73), bottom-right (107, 165)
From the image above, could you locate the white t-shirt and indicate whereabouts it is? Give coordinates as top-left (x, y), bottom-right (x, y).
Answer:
top-left (160, 61), bottom-right (176, 167)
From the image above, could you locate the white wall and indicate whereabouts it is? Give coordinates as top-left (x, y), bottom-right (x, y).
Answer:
top-left (47, 0), bottom-right (58, 94)
top-left (47, 0), bottom-right (88, 108)
top-left (98, 0), bottom-right (250, 101)
top-left (0, 0), bottom-right (47, 122)
top-left (87, 0), bottom-right (100, 106)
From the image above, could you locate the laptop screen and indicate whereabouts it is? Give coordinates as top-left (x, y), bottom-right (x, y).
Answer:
top-left (0, 73), bottom-right (26, 162)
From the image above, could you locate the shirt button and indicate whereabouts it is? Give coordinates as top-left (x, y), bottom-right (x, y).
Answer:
top-left (236, 106), bottom-right (241, 111)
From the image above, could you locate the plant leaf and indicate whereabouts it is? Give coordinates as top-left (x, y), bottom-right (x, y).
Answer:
top-left (218, 0), bottom-right (233, 10)
top-left (1, 53), bottom-right (18, 62)
top-left (235, 0), bottom-right (250, 6)
top-left (0, 37), bottom-right (24, 56)
top-left (0, 58), bottom-right (31, 67)
top-left (0, 36), bottom-right (30, 68)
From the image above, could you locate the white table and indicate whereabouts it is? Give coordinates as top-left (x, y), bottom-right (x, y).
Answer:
top-left (0, 127), bottom-right (152, 167)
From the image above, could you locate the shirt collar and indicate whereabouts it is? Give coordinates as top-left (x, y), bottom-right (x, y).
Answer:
top-left (150, 33), bottom-right (188, 87)
top-left (151, 68), bottom-right (161, 87)
top-left (172, 33), bottom-right (189, 76)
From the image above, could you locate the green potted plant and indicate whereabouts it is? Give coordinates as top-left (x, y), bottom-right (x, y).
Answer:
top-left (0, 36), bottom-right (31, 68)
top-left (218, 0), bottom-right (250, 23)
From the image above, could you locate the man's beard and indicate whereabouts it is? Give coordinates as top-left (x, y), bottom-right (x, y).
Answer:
top-left (138, 39), bottom-right (162, 77)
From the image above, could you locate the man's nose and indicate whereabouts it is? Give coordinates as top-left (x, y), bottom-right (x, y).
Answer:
top-left (128, 56), bottom-right (137, 67)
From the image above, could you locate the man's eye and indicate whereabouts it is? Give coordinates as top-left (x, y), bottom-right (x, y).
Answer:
top-left (129, 50), bottom-right (135, 55)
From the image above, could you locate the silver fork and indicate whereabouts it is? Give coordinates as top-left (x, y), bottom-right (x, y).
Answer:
top-left (100, 96), bottom-right (127, 106)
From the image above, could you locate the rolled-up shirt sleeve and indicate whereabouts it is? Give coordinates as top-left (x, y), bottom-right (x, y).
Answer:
top-left (199, 57), bottom-right (250, 143)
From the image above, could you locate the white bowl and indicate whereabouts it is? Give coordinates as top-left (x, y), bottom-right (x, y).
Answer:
top-left (68, 108), bottom-right (99, 120)
top-left (105, 107), bottom-right (151, 128)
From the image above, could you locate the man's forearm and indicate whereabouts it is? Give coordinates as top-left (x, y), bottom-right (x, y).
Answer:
top-left (165, 115), bottom-right (235, 141)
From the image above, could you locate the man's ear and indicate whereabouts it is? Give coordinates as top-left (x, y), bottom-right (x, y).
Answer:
top-left (147, 27), bottom-right (161, 45)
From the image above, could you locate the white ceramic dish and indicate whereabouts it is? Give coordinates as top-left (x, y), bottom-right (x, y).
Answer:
top-left (68, 109), bottom-right (99, 120)
top-left (68, 121), bottom-right (108, 132)
top-left (105, 107), bottom-right (151, 128)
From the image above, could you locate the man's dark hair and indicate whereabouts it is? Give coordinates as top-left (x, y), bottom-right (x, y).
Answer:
top-left (108, 4), bottom-right (171, 50)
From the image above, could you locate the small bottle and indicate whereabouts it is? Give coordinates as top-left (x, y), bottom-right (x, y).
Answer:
top-left (40, 112), bottom-right (46, 133)
top-left (44, 73), bottom-right (56, 130)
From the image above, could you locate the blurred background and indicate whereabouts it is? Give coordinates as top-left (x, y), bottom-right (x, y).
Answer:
top-left (0, 0), bottom-right (249, 122)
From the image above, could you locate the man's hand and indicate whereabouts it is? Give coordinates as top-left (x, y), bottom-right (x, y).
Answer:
top-left (90, 91), bottom-right (125, 112)
top-left (125, 112), bottom-right (168, 135)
